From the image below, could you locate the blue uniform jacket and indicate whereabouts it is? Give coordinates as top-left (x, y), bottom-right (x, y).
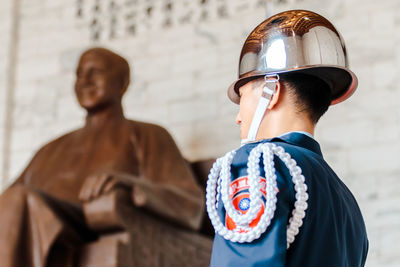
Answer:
top-left (210, 132), bottom-right (368, 267)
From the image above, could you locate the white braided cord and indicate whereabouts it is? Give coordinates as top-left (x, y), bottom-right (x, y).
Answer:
top-left (206, 143), bottom-right (309, 247)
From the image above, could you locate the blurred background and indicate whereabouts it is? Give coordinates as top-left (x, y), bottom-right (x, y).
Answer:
top-left (0, 0), bottom-right (399, 266)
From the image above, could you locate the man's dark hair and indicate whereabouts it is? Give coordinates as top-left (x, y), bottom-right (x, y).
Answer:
top-left (280, 73), bottom-right (332, 123)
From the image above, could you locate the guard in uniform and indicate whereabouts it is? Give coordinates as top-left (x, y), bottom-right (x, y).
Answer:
top-left (206, 10), bottom-right (368, 267)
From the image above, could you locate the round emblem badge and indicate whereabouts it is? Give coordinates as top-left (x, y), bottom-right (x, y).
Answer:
top-left (225, 176), bottom-right (268, 233)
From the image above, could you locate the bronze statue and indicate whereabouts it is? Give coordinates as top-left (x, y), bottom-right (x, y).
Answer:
top-left (0, 48), bottom-right (205, 267)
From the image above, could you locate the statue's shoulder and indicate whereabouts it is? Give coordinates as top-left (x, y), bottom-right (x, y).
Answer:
top-left (36, 129), bottom-right (81, 153)
top-left (126, 119), bottom-right (170, 136)
top-left (125, 119), bottom-right (178, 149)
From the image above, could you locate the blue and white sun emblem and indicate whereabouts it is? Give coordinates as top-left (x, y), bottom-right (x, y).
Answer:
top-left (239, 198), bottom-right (250, 211)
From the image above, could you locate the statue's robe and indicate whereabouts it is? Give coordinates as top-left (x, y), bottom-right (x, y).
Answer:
top-left (0, 118), bottom-right (201, 267)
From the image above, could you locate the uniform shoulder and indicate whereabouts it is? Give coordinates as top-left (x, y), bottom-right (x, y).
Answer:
top-left (234, 139), bottom-right (314, 184)
top-left (234, 139), bottom-right (301, 159)
top-left (268, 137), bottom-right (323, 163)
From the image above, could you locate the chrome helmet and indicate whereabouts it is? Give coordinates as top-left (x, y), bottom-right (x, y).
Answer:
top-left (228, 10), bottom-right (357, 105)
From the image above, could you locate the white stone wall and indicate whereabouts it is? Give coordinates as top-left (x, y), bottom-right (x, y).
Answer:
top-left (1, 0), bottom-right (399, 265)
top-left (0, 0), bottom-right (11, 189)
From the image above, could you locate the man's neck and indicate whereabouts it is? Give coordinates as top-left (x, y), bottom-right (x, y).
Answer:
top-left (85, 104), bottom-right (125, 128)
top-left (256, 111), bottom-right (315, 140)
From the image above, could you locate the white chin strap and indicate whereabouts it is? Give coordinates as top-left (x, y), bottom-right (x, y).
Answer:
top-left (241, 74), bottom-right (280, 146)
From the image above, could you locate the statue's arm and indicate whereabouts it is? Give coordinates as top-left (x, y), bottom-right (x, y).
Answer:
top-left (129, 123), bottom-right (205, 231)
top-left (78, 170), bottom-right (204, 231)
top-left (111, 171), bottom-right (204, 231)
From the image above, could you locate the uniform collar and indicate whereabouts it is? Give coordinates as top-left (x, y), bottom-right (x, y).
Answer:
top-left (279, 131), bottom-right (314, 139)
top-left (270, 132), bottom-right (323, 156)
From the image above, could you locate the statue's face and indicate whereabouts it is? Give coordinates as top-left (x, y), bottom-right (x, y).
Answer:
top-left (74, 51), bottom-right (121, 111)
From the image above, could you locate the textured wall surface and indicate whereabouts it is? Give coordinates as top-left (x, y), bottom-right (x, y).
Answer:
top-left (0, 0), bottom-right (14, 192)
top-left (0, 0), bottom-right (399, 266)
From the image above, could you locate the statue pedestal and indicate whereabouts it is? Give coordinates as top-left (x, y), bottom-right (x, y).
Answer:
top-left (77, 188), bottom-right (212, 267)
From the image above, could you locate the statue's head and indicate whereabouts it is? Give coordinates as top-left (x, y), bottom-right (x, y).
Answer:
top-left (75, 47), bottom-right (130, 112)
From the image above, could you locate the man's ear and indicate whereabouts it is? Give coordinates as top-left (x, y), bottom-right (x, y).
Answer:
top-left (268, 81), bottom-right (281, 110)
